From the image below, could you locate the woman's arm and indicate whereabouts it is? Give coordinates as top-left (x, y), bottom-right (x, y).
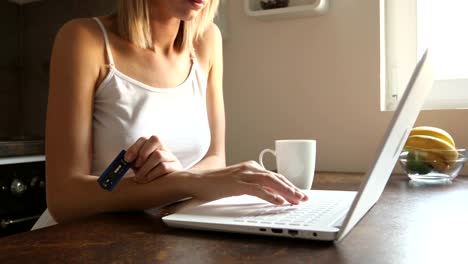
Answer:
top-left (45, 19), bottom-right (192, 223)
top-left (190, 23), bottom-right (226, 170)
top-left (46, 20), bottom-right (305, 224)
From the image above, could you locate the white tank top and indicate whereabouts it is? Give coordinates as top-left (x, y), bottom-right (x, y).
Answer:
top-left (91, 17), bottom-right (211, 174)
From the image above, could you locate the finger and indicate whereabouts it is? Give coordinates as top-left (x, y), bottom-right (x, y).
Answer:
top-left (243, 161), bottom-right (308, 201)
top-left (274, 173), bottom-right (309, 201)
top-left (125, 137), bottom-right (147, 162)
top-left (135, 135), bottom-right (164, 167)
top-left (139, 162), bottom-right (179, 183)
top-left (233, 161), bottom-right (302, 204)
top-left (263, 186), bottom-right (307, 205)
top-left (135, 150), bottom-right (164, 181)
top-left (243, 161), bottom-right (305, 198)
top-left (243, 172), bottom-right (301, 205)
top-left (159, 141), bottom-right (171, 152)
top-left (242, 182), bottom-right (286, 205)
top-left (135, 150), bottom-right (178, 181)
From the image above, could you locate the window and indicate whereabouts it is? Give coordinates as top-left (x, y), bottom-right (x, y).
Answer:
top-left (381, 0), bottom-right (468, 111)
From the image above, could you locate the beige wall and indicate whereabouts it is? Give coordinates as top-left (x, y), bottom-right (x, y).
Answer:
top-left (222, 0), bottom-right (468, 174)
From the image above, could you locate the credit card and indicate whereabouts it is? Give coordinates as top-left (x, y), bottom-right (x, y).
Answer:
top-left (97, 150), bottom-right (132, 191)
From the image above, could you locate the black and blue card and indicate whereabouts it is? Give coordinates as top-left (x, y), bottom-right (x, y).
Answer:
top-left (97, 150), bottom-right (132, 191)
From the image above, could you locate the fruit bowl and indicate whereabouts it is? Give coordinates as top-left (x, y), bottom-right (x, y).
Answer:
top-left (399, 149), bottom-right (467, 181)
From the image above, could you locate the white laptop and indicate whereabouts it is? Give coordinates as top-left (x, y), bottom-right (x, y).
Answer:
top-left (163, 51), bottom-right (434, 242)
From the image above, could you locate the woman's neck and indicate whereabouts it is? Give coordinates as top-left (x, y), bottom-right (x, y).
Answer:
top-left (148, 5), bottom-right (182, 54)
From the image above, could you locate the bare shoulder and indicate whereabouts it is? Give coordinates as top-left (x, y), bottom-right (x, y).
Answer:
top-left (200, 22), bottom-right (223, 44)
top-left (58, 18), bottom-right (97, 35)
top-left (194, 22), bottom-right (223, 68)
top-left (50, 18), bottom-right (108, 91)
top-left (53, 18), bottom-right (104, 59)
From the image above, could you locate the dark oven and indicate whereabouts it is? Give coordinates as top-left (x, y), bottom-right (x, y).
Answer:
top-left (0, 140), bottom-right (46, 237)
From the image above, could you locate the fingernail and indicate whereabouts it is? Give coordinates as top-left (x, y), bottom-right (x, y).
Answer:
top-left (124, 152), bottom-right (132, 162)
top-left (275, 196), bottom-right (285, 205)
top-left (295, 191), bottom-right (304, 198)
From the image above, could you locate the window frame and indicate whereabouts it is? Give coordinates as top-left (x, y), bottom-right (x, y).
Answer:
top-left (380, 0), bottom-right (468, 111)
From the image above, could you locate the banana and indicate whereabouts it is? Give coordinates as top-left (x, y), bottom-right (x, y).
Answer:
top-left (404, 135), bottom-right (458, 164)
top-left (409, 126), bottom-right (456, 148)
top-left (414, 150), bottom-right (450, 173)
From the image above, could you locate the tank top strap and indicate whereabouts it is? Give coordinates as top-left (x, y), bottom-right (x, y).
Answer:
top-left (190, 48), bottom-right (198, 64)
top-left (93, 17), bottom-right (115, 67)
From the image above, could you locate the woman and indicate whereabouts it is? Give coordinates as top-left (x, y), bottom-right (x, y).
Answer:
top-left (33, 0), bottom-right (307, 228)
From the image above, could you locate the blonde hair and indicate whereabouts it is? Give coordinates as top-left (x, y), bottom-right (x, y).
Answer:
top-left (116, 0), bottom-right (220, 52)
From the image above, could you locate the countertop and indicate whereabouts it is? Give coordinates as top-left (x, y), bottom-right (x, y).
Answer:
top-left (1, 172), bottom-right (467, 264)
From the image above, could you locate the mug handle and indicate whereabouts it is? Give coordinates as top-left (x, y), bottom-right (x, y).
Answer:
top-left (259, 149), bottom-right (276, 169)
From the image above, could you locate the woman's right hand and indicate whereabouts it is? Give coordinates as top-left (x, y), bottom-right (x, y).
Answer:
top-left (124, 136), bottom-right (183, 184)
top-left (189, 161), bottom-right (308, 205)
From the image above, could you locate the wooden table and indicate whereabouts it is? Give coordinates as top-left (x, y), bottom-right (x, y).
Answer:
top-left (1, 173), bottom-right (467, 264)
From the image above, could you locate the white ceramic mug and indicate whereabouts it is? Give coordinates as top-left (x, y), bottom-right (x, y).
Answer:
top-left (259, 139), bottom-right (316, 190)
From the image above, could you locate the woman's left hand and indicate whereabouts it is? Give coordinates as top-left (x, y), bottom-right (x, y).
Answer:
top-left (125, 136), bottom-right (183, 184)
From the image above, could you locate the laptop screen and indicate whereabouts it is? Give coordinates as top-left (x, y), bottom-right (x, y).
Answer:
top-left (337, 50), bottom-right (434, 241)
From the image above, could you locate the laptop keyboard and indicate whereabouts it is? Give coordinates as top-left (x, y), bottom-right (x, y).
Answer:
top-left (233, 196), bottom-right (346, 227)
